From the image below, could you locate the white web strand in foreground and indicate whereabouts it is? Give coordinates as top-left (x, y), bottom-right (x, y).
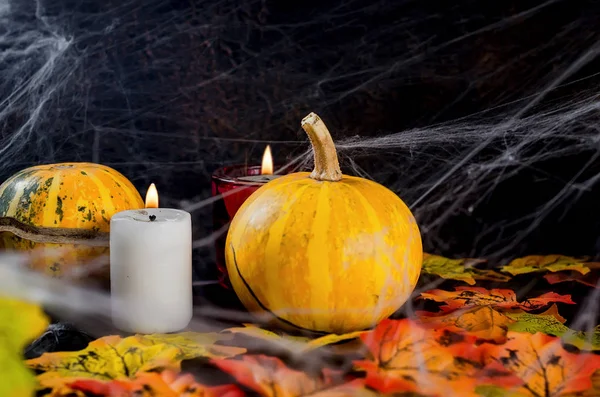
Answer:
top-left (1, 250), bottom-right (598, 396)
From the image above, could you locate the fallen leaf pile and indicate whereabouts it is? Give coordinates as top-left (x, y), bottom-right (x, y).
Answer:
top-left (5, 254), bottom-right (600, 396)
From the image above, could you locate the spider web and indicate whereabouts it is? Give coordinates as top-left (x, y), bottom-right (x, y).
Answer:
top-left (1, 0), bottom-right (599, 260)
top-left (0, 0), bottom-right (600, 392)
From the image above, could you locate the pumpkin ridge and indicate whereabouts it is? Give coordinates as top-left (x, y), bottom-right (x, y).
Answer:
top-left (337, 182), bottom-right (385, 324)
top-left (103, 168), bottom-right (141, 206)
top-left (0, 174), bottom-right (22, 217)
top-left (86, 172), bottom-right (117, 218)
top-left (306, 182), bottom-right (332, 327)
top-left (8, 175), bottom-right (39, 218)
top-left (123, 176), bottom-right (144, 207)
top-left (350, 179), bottom-right (422, 293)
top-left (345, 181), bottom-right (403, 313)
top-left (231, 176), bottom-right (305, 224)
top-left (263, 183), bottom-right (314, 316)
top-left (230, 243), bottom-right (330, 336)
top-left (43, 171), bottom-right (62, 227)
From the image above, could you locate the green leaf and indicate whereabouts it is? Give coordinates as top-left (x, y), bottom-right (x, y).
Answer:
top-left (476, 385), bottom-right (527, 397)
top-left (506, 305), bottom-right (600, 350)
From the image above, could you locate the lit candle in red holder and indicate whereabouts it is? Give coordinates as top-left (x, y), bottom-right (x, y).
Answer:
top-left (211, 145), bottom-right (287, 287)
top-left (212, 145), bottom-right (280, 218)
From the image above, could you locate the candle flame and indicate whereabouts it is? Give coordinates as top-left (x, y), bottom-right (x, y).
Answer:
top-left (261, 145), bottom-right (273, 175)
top-left (145, 183), bottom-right (159, 208)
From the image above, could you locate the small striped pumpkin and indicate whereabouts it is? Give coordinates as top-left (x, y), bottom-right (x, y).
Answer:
top-left (225, 113), bottom-right (423, 334)
top-left (0, 163), bottom-right (144, 277)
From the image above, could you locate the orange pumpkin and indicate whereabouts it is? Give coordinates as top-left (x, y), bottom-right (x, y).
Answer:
top-left (225, 113), bottom-right (423, 334)
top-left (0, 163), bottom-right (144, 277)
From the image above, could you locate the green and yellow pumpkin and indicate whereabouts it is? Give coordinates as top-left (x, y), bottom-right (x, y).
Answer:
top-left (0, 163), bottom-right (144, 277)
top-left (225, 113), bottom-right (423, 334)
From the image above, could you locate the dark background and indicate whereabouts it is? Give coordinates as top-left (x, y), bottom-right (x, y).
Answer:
top-left (2, 0), bottom-right (600, 282)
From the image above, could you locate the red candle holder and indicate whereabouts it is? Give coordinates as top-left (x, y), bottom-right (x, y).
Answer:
top-left (211, 164), bottom-right (288, 288)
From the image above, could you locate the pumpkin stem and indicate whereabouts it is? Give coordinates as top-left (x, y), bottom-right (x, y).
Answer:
top-left (301, 113), bottom-right (342, 182)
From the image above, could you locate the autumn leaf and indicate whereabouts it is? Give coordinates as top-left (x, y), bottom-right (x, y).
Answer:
top-left (480, 331), bottom-right (600, 396)
top-left (560, 369), bottom-right (600, 397)
top-left (134, 332), bottom-right (246, 360)
top-left (213, 354), bottom-right (365, 397)
top-left (48, 370), bottom-right (245, 397)
top-left (353, 319), bottom-right (521, 397)
top-left (421, 253), bottom-right (510, 285)
top-left (224, 324), bottom-right (310, 344)
top-left (544, 271), bottom-right (600, 288)
top-left (0, 296), bottom-right (49, 397)
top-left (306, 331), bottom-right (368, 350)
top-left (474, 384), bottom-right (525, 397)
top-left (27, 332), bottom-right (245, 391)
top-left (420, 287), bottom-right (574, 312)
top-left (544, 266), bottom-right (600, 288)
top-left (500, 255), bottom-right (593, 276)
top-left (416, 306), bottom-right (515, 343)
top-left (416, 289), bottom-right (575, 344)
top-left (505, 304), bottom-right (567, 327)
top-left (507, 305), bottom-right (600, 350)
top-left (224, 324), bottom-right (366, 352)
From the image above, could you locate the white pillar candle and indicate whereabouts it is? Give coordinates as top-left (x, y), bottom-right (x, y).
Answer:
top-left (110, 188), bottom-right (192, 334)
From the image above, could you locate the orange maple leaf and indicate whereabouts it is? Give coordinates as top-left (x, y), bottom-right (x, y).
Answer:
top-left (560, 369), bottom-right (600, 396)
top-left (61, 370), bottom-right (244, 397)
top-left (420, 287), bottom-right (574, 312)
top-left (212, 354), bottom-right (364, 397)
top-left (480, 332), bottom-right (600, 397)
top-left (353, 319), bottom-right (521, 397)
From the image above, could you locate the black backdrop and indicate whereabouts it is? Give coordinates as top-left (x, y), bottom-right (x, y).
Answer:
top-left (2, 0), bottom-right (600, 284)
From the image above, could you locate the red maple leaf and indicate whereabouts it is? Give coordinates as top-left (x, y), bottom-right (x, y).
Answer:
top-left (420, 287), bottom-right (574, 312)
top-left (66, 370), bottom-right (244, 397)
top-left (212, 354), bottom-right (364, 397)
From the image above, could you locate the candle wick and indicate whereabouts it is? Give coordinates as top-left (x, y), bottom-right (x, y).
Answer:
top-left (149, 215), bottom-right (157, 222)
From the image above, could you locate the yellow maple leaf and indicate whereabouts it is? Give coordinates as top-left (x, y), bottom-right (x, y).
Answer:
top-left (501, 255), bottom-right (592, 276)
top-left (26, 332), bottom-right (245, 391)
top-left (306, 330), bottom-right (368, 350)
top-left (225, 323), bottom-right (310, 343)
top-left (0, 296), bottom-right (49, 397)
top-left (224, 323), bottom-right (366, 352)
top-left (134, 332), bottom-right (246, 359)
top-left (422, 253), bottom-right (510, 285)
